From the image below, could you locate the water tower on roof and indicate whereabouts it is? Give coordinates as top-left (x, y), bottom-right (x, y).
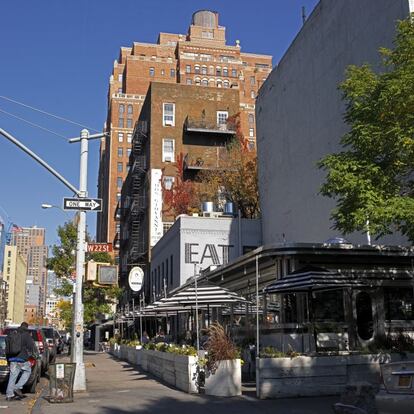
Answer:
top-left (188, 10), bottom-right (226, 44)
top-left (192, 10), bottom-right (218, 28)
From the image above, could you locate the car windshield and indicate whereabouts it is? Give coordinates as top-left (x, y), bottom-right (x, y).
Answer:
top-left (42, 328), bottom-right (54, 339)
top-left (0, 337), bottom-right (6, 357)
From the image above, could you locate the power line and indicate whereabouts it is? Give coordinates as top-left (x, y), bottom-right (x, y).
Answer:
top-left (0, 95), bottom-right (101, 133)
top-left (0, 108), bottom-right (68, 140)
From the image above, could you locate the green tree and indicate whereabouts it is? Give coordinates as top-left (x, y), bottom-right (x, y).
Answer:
top-left (319, 15), bottom-right (414, 241)
top-left (48, 221), bottom-right (122, 326)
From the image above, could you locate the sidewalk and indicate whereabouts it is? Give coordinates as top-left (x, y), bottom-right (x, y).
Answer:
top-left (35, 352), bottom-right (338, 414)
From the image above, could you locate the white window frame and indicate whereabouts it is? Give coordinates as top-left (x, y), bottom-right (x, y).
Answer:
top-left (249, 128), bottom-right (254, 137)
top-left (118, 132), bottom-right (124, 142)
top-left (163, 176), bottom-right (175, 190)
top-left (127, 133), bottom-right (132, 143)
top-left (163, 103), bottom-right (175, 126)
top-left (162, 139), bottom-right (175, 162)
top-left (217, 111), bottom-right (228, 126)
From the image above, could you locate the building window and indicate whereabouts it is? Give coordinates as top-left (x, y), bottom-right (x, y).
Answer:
top-left (163, 176), bottom-right (174, 190)
top-left (161, 69), bottom-right (165, 76)
top-left (162, 139), bottom-right (175, 162)
top-left (186, 78), bottom-right (192, 85)
top-left (118, 147), bottom-right (123, 157)
top-left (186, 65), bottom-right (191, 73)
top-left (127, 148), bottom-right (131, 157)
top-left (216, 80), bottom-right (222, 88)
top-left (248, 140), bottom-right (255, 151)
top-left (216, 67), bottom-right (221, 76)
top-left (195, 78), bottom-right (201, 86)
top-left (117, 192), bottom-right (121, 201)
top-left (232, 68), bottom-right (237, 77)
top-left (170, 69), bottom-right (175, 78)
top-left (118, 74), bottom-right (123, 82)
top-left (223, 67), bottom-right (228, 77)
top-left (249, 128), bottom-right (254, 137)
top-left (118, 132), bottom-right (124, 142)
top-left (201, 79), bottom-right (208, 86)
top-left (250, 90), bottom-right (255, 99)
top-left (250, 76), bottom-right (256, 85)
top-left (127, 118), bottom-right (133, 129)
top-left (223, 80), bottom-right (229, 88)
top-left (117, 162), bottom-right (123, 172)
top-left (217, 111), bottom-right (228, 126)
top-left (248, 113), bottom-right (254, 124)
top-left (385, 287), bottom-right (414, 320)
top-left (117, 177), bottom-right (122, 188)
top-left (162, 103), bottom-right (175, 126)
top-left (201, 66), bottom-right (207, 75)
top-left (127, 104), bottom-right (133, 114)
top-left (126, 164), bottom-right (130, 173)
top-left (149, 67), bottom-right (155, 77)
top-left (202, 31), bottom-right (213, 39)
top-left (118, 88), bottom-right (123, 93)
top-left (119, 118), bottom-right (124, 128)
top-left (119, 104), bottom-right (124, 114)
top-left (209, 66), bottom-right (214, 75)
top-left (194, 65), bottom-right (200, 74)
top-left (127, 133), bottom-right (132, 143)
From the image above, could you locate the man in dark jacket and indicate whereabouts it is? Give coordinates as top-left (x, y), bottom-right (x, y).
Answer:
top-left (5, 322), bottom-right (36, 401)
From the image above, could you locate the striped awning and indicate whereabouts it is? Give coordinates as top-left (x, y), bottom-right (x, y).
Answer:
top-left (142, 283), bottom-right (248, 314)
top-left (264, 266), bottom-right (367, 294)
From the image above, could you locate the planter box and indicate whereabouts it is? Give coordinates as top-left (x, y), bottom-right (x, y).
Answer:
top-left (113, 347), bottom-right (198, 393)
top-left (257, 353), bottom-right (414, 399)
top-left (205, 359), bottom-right (242, 397)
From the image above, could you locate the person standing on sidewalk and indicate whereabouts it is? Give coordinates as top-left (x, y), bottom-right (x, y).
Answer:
top-left (5, 322), bottom-right (36, 401)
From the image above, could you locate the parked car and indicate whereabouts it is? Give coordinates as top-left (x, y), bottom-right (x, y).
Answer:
top-left (0, 335), bottom-right (41, 393)
top-left (41, 327), bottom-right (60, 363)
top-left (3, 326), bottom-right (50, 375)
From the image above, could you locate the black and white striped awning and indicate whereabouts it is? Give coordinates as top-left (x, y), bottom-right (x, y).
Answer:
top-left (142, 283), bottom-right (248, 314)
top-left (264, 266), bottom-right (367, 294)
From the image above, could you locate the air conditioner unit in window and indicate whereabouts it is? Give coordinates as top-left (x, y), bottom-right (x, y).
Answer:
top-left (164, 120), bottom-right (173, 126)
top-left (164, 156), bottom-right (172, 162)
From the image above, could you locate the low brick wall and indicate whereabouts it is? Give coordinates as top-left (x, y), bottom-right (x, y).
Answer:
top-left (257, 353), bottom-right (414, 399)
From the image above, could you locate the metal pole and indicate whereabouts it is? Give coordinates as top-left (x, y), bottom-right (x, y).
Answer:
top-left (139, 293), bottom-right (143, 343)
top-left (71, 129), bottom-right (89, 391)
top-left (194, 263), bottom-right (200, 354)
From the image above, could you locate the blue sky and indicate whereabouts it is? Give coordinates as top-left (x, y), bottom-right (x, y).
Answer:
top-left (0, 0), bottom-right (318, 247)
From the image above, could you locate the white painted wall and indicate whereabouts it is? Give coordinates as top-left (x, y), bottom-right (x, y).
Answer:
top-left (257, 0), bottom-right (411, 245)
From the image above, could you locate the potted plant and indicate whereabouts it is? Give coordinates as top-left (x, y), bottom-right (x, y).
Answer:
top-left (203, 323), bottom-right (242, 397)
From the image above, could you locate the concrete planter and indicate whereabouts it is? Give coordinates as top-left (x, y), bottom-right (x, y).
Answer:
top-left (113, 347), bottom-right (198, 393)
top-left (257, 353), bottom-right (414, 399)
top-left (205, 359), bottom-right (242, 397)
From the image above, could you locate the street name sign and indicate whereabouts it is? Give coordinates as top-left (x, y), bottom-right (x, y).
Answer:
top-left (87, 243), bottom-right (113, 253)
top-left (63, 197), bottom-right (102, 212)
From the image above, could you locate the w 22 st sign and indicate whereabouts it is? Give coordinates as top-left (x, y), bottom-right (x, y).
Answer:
top-left (87, 243), bottom-right (113, 253)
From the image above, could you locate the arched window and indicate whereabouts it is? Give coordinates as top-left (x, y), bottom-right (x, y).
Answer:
top-left (248, 113), bottom-right (254, 124)
top-left (127, 104), bottom-right (133, 114)
top-left (194, 65), bottom-right (200, 74)
top-left (201, 79), bottom-right (208, 86)
top-left (119, 104), bottom-right (125, 114)
top-left (223, 80), bottom-right (229, 88)
top-left (209, 66), bottom-right (214, 75)
top-left (216, 66), bottom-right (222, 76)
top-left (201, 65), bottom-right (207, 75)
top-left (195, 78), bottom-right (201, 86)
top-left (216, 80), bottom-right (222, 88)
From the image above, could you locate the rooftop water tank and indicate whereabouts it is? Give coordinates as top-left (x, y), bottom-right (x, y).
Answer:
top-left (192, 10), bottom-right (217, 28)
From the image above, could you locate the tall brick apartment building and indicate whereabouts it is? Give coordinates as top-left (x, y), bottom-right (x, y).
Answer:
top-left (97, 10), bottom-right (272, 264)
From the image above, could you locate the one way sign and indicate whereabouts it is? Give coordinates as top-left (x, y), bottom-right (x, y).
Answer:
top-left (63, 197), bottom-right (102, 212)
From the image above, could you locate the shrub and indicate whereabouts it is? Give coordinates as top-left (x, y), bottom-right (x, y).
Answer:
top-left (261, 346), bottom-right (301, 359)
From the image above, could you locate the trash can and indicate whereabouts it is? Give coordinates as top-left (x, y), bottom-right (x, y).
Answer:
top-left (48, 363), bottom-right (76, 403)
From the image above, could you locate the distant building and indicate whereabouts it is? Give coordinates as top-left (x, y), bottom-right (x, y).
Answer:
top-left (97, 10), bottom-right (272, 264)
top-left (2, 246), bottom-right (26, 324)
top-left (149, 215), bottom-right (262, 301)
top-left (11, 226), bottom-right (48, 316)
top-left (256, 0), bottom-right (412, 245)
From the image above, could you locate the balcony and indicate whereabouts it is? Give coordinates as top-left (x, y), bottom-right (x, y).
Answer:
top-left (184, 116), bottom-right (236, 135)
top-left (183, 148), bottom-right (227, 171)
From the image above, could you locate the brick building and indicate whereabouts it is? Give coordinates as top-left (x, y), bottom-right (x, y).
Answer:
top-left (97, 10), bottom-right (272, 264)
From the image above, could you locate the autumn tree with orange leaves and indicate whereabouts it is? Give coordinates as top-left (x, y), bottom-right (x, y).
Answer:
top-left (196, 113), bottom-right (260, 219)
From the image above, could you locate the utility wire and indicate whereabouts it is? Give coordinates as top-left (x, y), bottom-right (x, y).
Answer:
top-left (0, 108), bottom-right (68, 140)
top-left (0, 95), bottom-right (101, 133)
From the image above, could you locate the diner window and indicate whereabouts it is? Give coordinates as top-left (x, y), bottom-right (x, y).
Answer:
top-left (118, 133), bottom-right (124, 142)
top-left (313, 290), bottom-right (345, 322)
top-left (163, 103), bottom-right (175, 126)
top-left (149, 67), bottom-right (155, 77)
top-left (385, 287), bottom-right (414, 320)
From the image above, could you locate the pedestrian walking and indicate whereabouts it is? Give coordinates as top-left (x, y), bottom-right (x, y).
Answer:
top-left (5, 322), bottom-right (37, 401)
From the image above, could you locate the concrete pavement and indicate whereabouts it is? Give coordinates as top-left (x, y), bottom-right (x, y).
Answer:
top-left (33, 351), bottom-right (338, 414)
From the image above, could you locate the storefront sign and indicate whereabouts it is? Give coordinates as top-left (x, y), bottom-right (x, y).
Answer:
top-left (128, 266), bottom-right (144, 292)
top-left (150, 169), bottom-right (163, 247)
